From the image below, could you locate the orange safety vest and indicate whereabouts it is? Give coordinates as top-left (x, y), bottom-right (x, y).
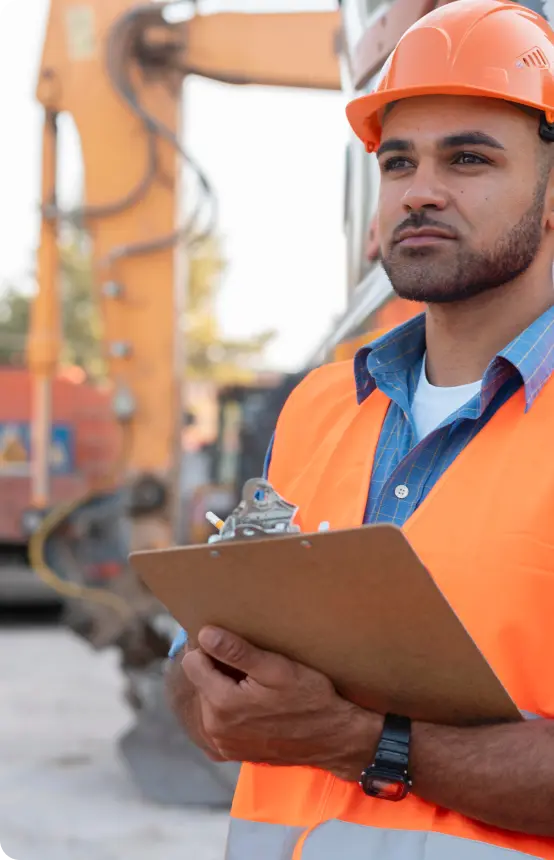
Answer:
top-left (225, 360), bottom-right (554, 860)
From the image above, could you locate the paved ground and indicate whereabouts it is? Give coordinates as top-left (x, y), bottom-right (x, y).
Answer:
top-left (0, 623), bottom-right (229, 860)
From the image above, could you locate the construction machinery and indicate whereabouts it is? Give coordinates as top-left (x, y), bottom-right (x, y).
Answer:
top-left (0, 367), bottom-right (121, 605)
top-left (182, 375), bottom-right (309, 546)
top-left (25, 0), bottom-right (342, 806)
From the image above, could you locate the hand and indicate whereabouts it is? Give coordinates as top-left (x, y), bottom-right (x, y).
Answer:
top-left (181, 626), bottom-right (382, 780)
top-left (166, 639), bottom-right (227, 762)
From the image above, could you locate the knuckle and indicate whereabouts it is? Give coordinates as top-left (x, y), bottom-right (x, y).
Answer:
top-left (221, 638), bottom-right (247, 665)
top-left (269, 654), bottom-right (299, 685)
top-left (287, 661), bottom-right (332, 700)
top-left (271, 662), bottom-right (293, 687)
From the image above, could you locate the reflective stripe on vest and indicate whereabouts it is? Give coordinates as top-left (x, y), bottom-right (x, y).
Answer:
top-left (225, 819), bottom-right (540, 860)
top-left (226, 363), bottom-right (554, 860)
top-left (225, 819), bottom-right (305, 860)
top-left (299, 822), bottom-right (539, 860)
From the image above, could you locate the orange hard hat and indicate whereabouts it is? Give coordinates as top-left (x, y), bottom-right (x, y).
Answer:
top-left (346, 0), bottom-right (554, 153)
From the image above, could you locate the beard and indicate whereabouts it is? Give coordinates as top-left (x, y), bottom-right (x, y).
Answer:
top-left (381, 182), bottom-right (546, 305)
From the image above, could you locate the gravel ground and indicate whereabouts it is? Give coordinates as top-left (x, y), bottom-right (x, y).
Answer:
top-left (0, 625), bottom-right (229, 860)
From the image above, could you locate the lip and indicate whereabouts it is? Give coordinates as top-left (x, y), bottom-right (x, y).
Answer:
top-left (395, 227), bottom-right (457, 246)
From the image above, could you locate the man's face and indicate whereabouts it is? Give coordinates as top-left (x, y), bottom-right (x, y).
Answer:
top-left (377, 95), bottom-right (551, 304)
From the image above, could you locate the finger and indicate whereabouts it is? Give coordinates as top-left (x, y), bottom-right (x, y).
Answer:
top-left (198, 626), bottom-right (288, 684)
top-left (181, 648), bottom-right (236, 699)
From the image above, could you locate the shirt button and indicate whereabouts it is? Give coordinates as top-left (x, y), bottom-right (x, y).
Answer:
top-left (395, 484), bottom-right (409, 500)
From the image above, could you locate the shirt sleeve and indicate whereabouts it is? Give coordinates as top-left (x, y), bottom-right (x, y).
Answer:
top-left (262, 431), bottom-right (275, 480)
top-left (168, 433), bottom-right (276, 659)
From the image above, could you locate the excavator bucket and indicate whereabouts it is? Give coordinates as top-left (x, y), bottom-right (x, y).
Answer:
top-left (118, 665), bottom-right (240, 807)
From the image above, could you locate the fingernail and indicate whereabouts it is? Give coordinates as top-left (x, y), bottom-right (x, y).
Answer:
top-left (199, 627), bottom-right (222, 650)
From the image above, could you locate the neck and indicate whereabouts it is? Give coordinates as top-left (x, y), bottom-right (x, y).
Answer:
top-left (424, 269), bottom-right (554, 387)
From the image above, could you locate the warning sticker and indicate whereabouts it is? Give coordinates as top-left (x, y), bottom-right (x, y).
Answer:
top-left (0, 423), bottom-right (74, 475)
top-left (65, 5), bottom-right (97, 62)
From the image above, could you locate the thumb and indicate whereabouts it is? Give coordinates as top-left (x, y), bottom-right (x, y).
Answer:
top-left (198, 626), bottom-right (273, 680)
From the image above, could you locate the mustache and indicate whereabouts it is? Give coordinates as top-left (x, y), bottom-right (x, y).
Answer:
top-left (391, 211), bottom-right (459, 244)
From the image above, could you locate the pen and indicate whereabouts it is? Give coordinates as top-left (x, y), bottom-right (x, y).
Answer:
top-left (206, 511), bottom-right (225, 531)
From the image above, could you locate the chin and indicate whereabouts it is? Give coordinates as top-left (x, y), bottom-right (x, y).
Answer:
top-left (386, 265), bottom-right (463, 304)
top-left (385, 248), bottom-right (457, 289)
top-left (391, 284), bottom-right (466, 304)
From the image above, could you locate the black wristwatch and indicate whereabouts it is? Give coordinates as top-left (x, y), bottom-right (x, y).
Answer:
top-left (360, 714), bottom-right (412, 801)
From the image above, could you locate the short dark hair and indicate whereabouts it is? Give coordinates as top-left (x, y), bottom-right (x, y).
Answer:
top-left (382, 101), bottom-right (397, 119)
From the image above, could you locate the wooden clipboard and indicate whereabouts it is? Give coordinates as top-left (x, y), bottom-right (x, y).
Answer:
top-left (130, 524), bottom-right (521, 726)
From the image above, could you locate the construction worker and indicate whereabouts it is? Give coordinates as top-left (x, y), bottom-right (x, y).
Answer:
top-left (167, 1), bottom-right (554, 857)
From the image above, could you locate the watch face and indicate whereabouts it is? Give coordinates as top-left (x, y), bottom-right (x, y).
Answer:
top-left (362, 774), bottom-right (410, 801)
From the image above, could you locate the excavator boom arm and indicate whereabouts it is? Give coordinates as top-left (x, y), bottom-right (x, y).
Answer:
top-left (173, 11), bottom-right (341, 90)
top-left (28, 0), bottom-right (341, 535)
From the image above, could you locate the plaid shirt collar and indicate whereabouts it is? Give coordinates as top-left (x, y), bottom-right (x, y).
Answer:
top-left (354, 305), bottom-right (554, 413)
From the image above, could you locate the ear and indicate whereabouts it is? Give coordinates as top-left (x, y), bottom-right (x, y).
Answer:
top-left (545, 172), bottom-right (554, 231)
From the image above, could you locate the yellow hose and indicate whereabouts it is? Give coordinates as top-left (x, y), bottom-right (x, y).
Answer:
top-left (28, 425), bottom-right (133, 619)
top-left (28, 493), bottom-right (131, 618)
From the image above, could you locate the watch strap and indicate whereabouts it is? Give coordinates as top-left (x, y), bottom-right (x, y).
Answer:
top-left (376, 714), bottom-right (411, 770)
top-left (360, 713), bottom-right (412, 799)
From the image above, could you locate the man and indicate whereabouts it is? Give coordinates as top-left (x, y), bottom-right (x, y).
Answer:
top-left (167, 1), bottom-right (554, 857)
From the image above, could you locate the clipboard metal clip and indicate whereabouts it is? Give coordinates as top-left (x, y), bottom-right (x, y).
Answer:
top-left (215, 478), bottom-right (300, 542)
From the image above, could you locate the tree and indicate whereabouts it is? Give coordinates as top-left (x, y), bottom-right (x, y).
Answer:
top-left (0, 286), bottom-right (31, 365)
top-left (185, 236), bottom-right (275, 383)
top-left (0, 237), bottom-right (103, 375)
top-left (0, 232), bottom-right (275, 382)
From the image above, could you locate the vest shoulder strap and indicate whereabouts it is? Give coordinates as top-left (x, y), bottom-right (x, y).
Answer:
top-left (268, 361), bottom-right (359, 495)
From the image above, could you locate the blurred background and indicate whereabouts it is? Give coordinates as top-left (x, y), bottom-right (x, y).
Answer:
top-left (5, 0), bottom-right (546, 858)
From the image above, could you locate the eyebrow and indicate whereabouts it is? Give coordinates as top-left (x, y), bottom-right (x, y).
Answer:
top-left (376, 131), bottom-right (506, 159)
top-left (440, 131), bottom-right (506, 151)
top-left (376, 138), bottom-right (411, 158)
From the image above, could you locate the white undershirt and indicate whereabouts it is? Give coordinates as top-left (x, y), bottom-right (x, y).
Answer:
top-left (411, 355), bottom-right (482, 442)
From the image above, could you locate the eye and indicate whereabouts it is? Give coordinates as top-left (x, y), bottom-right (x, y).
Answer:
top-left (452, 152), bottom-right (490, 166)
top-left (380, 156), bottom-right (414, 172)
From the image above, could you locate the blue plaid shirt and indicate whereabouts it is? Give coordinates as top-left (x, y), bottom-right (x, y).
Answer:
top-left (359, 307), bottom-right (554, 525)
top-left (169, 305), bottom-right (554, 658)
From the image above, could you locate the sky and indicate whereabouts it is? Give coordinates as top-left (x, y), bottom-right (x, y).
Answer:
top-left (0, 0), bottom-right (349, 371)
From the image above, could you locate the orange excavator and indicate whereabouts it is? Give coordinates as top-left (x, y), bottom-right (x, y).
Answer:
top-left (25, 0), bottom-right (342, 806)
top-left (29, 0), bottom-right (342, 553)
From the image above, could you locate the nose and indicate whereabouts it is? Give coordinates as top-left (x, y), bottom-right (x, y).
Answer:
top-left (401, 162), bottom-right (448, 213)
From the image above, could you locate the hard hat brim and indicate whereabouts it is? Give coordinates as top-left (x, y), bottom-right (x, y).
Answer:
top-left (346, 84), bottom-right (549, 153)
